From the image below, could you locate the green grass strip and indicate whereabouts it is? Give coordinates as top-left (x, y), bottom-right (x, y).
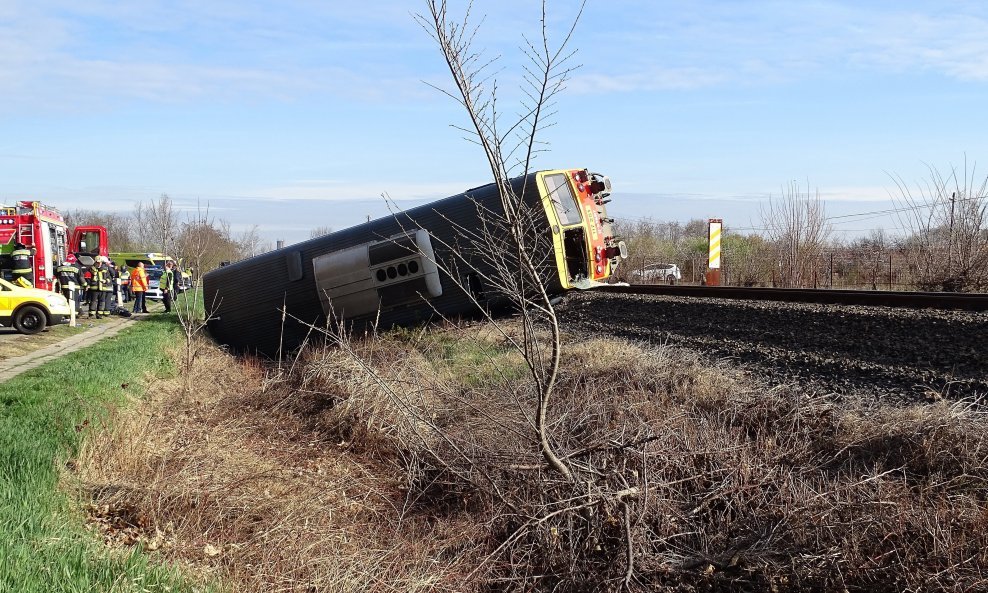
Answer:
top-left (0, 314), bottom-right (204, 593)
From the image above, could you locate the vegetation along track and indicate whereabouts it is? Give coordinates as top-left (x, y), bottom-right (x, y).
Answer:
top-left (559, 289), bottom-right (987, 404)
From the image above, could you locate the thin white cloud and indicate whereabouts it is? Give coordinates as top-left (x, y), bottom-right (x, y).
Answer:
top-left (575, 2), bottom-right (988, 94)
top-left (47, 59), bottom-right (305, 102)
top-left (818, 186), bottom-right (899, 202)
top-left (6, 0), bottom-right (987, 110)
top-left (569, 68), bottom-right (728, 93)
top-left (615, 185), bottom-right (895, 204)
top-left (854, 12), bottom-right (988, 81)
top-left (231, 179), bottom-right (474, 202)
top-left (0, 0), bottom-right (438, 113)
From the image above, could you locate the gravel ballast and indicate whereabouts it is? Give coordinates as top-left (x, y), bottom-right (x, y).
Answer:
top-left (558, 290), bottom-right (988, 404)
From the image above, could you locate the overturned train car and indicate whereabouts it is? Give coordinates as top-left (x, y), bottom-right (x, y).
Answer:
top-left (202, 168), bottom-right (626, 356)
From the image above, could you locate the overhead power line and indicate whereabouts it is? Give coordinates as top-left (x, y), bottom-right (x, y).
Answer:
top-left (612, 193), bottom-right (986, 234)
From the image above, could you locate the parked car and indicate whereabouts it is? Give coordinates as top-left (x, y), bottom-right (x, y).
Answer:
top-left (177, 270), bottom-right (194, 293)
top-left (145, 266), bottom-right (166, 301)
top-left (632, 263), bottom-right (682, 285)
top-left (114, 252), bottom-right (192, 294)
top-left (0, 278), bottom-right (71, 334)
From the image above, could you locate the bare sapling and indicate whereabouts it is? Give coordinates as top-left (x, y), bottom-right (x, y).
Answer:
top-left (759, 181), bottom-right (831, 288)
top-left (306, 0), bottom-right (646, 589)
top-left (173, 203), bottom-right (222, 393)
top-left (890, 158), bottom-right (988, 291)
top-left (415, 0), bottom-right (582, 482)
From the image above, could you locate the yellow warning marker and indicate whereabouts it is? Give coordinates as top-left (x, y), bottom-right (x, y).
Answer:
top-left (706, 219), bottom-right (722, 286)
top-left (708, 220), bottom-right (722, 269)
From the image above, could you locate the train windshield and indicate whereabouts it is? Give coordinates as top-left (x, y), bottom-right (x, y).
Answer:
top-left (544, 173), bottom-right (583, 225)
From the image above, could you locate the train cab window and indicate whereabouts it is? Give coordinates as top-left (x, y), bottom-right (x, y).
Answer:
top-left (544, 174), bottom-right (583, 226)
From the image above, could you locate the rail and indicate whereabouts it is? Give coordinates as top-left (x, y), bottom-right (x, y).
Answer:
top-left (595, 285), bottom-right (988, 312)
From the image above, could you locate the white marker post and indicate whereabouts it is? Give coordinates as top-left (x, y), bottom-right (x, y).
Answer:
top-left (68, 281), bottom-right (77, 327)
top-left (116, 277), bottom-right (123, 307)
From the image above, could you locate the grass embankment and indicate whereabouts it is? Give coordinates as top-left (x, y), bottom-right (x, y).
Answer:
top-left (0, 314), bottom-right (197, 593)
top-left (0, 296), bottom-right (175, 360)
top-left (72, 320), bottom-right (988, 592)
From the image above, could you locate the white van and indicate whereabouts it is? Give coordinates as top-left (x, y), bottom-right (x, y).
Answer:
top-left (632, 263), bottom-right (682, 285)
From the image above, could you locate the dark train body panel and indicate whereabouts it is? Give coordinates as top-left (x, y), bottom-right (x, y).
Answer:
top-left (203, 169), bottom-right (624, 356)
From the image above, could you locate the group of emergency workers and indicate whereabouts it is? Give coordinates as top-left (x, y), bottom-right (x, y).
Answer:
top-left (7, 241), bottom-right (180, 319)
top-left (51, 256), bottom-right (176, 318)
top-left (53, 256), bottom-right (121, 318)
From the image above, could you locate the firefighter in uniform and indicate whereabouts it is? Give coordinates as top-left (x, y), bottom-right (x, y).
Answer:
top-left (56, 260), bottom-right (86, 312)
top-left (107, 260), bottom-right (120, 307)
top-left (88, 257), bottom-right (112, 318)
top-left (11, 242), bottom-right (35, 286)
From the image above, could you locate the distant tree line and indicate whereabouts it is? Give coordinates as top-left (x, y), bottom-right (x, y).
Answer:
top-left (66, 194), bottom-right (260, 275)
top-left (64, 194), bottom-right (303, 276)
top-left (615, 164), bottom-right (988, 292)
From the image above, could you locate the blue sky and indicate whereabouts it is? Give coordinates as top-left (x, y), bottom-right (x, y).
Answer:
top-left (2, 0), bottom-right (987, 245)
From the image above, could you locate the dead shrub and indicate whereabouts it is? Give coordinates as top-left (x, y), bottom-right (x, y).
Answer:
top-left (827, 401), bottom-right (988, 485)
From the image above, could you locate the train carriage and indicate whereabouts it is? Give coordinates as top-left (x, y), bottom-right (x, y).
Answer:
top-left (202, 168), bottom-right (626, 356)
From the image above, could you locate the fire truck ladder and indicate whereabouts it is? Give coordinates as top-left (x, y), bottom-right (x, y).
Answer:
top-left (17, 223), bottom-right (34, 246)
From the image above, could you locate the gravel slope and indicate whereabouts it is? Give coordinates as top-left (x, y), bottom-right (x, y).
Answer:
top-left (558, 290), bottom-right (988, 404)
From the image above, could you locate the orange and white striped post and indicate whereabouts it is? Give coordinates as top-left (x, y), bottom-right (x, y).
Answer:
top-left (706, 218), bottom-right (722, 286)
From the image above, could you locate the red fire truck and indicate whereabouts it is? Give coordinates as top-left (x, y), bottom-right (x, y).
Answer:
top-left (68, 225), bottom-right (110, 266)
top-left (0, 200), bottom-right (109, 291)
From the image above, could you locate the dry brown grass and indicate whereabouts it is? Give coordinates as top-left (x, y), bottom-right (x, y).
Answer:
top-left (66, 324), bottom-right (988, 592)
top-left (69, 335), bottom-right (476, 592)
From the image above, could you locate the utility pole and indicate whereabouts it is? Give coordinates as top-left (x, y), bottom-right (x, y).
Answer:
top-left (948, 191), bottom-right (956, 287)
top-left (888, 252), bottom-right (893, 290)
top-left (829, 252), bottom-right (834, 288)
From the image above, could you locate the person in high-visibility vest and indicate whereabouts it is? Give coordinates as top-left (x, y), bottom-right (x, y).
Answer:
top-left (161, 260), bottom-right (176, 313)
top-left (119, 265), bottom-right (131, 302)
top-left (11, 242), bottom-right (35, 285)
top-left (129, 261), bottom-right (149, 314)
top-left (87, 257), bottom-right (112, 319)
top-left (56, 260), bottom-right (86, 312)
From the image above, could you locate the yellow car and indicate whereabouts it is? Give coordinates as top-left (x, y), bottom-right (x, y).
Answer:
top-left (0, 278), bottom-right (72, 334)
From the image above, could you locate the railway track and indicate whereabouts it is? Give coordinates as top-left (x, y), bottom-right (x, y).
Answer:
top-left (559, 288), bottom-right (987, 405)
top-left (599, 284), bottom-right (988, 312)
